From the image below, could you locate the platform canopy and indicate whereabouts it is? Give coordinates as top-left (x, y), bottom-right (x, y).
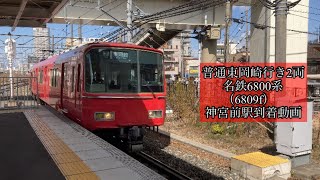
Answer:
top-left (0, 0), bottom-right (69, 31)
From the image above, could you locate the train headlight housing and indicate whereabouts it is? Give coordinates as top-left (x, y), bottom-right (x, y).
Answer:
top-left (95, 112), bottom-right (115, 121)
top-left (148, 110), bottom-right (162, 119)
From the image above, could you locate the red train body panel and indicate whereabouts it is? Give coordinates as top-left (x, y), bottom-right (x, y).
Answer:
top-left (30, 42), bottom-right (166, 132)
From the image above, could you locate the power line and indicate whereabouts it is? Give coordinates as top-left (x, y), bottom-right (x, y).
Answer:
top-left (297, 3), bottom-right (320, 11)
top-left (257, 0), bottom-right (301, 10)
top-left (55, 0), bottom-right (126, 47)
top-left (229, 1), bottom-right (263, 44)
top-left (0, 33), bottom-right (82, 39)
top-left (105, 0), bottom-right (228, 42)
top-left (230, 17), bottom-right (319, 36)
top-left (21, 0), bottom-right (123, 50)
top-left (290, 9), bottom-right (320, 16)
top-left (111, 0), bottom-right (228, 40)
top-left (289, 13), bottom-right (320, 23)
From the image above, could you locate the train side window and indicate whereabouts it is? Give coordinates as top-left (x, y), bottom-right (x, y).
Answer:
top-left (71, 66), bottom-right (75, 92)
top-left (53, 69), bottom-right (55, 87)
top-left (50, 69), bottom-right (53, 86)
top-left (39, 69), bottom-right (43, 83)
top-left (50, 69), bottom-right (56, 87)
top-left (54, 69), bottom-right (57, 87)
top-left (63, 65), bottom-right (68, 89)
top-left (38, 70), bottom-right (40, 83)
top-left (77, 64), bottom-right (81, 92)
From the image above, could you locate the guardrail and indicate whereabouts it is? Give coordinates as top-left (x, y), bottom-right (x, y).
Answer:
top-left (0, 77), bottom-right (38, 110)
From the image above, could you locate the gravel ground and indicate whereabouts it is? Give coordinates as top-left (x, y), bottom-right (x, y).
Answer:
top-left (143, 131), bottom-right (243, 180)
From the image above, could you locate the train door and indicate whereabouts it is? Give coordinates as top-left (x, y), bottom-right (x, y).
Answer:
top-left (44, 66), bottom-right (48, 98)
top-left (74, 63), bottom-right (82, 121)
top-left (61, 63), bottom-right (68, 112)
top-left (39, 68), bottom-right (43, 98)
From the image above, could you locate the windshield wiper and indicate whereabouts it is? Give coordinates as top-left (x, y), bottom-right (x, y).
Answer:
top-left (146, 82), bottom-right (156, 98)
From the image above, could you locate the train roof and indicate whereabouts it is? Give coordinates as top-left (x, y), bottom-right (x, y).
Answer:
top-left (31, 42), bottom-right (163, 70)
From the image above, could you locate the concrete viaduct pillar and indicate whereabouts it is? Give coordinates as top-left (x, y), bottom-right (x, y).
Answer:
top-left (201, 7), bottom-right (218, 63)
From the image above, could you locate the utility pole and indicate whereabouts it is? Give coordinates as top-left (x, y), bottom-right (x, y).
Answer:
top-left (52, 35), bottom-right (54, 55)
top-left (9, 33), bottom-right (13, 100)
top-left (181, 33), bottom-right (185, 78)
top-left (275, 0), bottom-right (287, 64)
top-left (264, 6), bottom-right (269, 64)
top-left (274, 0), bottom-right (288, 145)
top-left (71, 23), bottom-right (74, 47)
top-left (245, 6), bottom-right (249, 62)
top-left (5, 33), bottom-right (15, 100)
top-left (224, 0), bottom-right (231, 62)
top-left (198, 36), bottom-right (202, 83)
top-left (127, 0), bottom-right (133, 43)
top-left (78, 20), bottom-right (82, 44)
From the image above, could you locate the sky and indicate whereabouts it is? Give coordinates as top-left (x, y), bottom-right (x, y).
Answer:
top-left (0, 0), bottom-right (319, 66)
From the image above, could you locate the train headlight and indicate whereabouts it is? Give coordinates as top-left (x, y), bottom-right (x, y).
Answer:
top-left (95, 112), bottom-right (115, 121)
top-left (148, 110), bottom-right (162, 119)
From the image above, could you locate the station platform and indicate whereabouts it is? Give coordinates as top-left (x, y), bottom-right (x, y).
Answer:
top-left (0, 106), bottom-right (165, 180)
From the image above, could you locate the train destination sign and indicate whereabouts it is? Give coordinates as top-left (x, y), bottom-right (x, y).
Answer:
top-left (200, 63), bottom-right (307, 122)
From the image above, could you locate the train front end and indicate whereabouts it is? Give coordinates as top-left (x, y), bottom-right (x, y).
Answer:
top-left (82, 44), bottom-right (166, 150)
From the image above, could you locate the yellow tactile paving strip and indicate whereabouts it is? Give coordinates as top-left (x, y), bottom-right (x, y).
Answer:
top-left (233, 151), bottom-right (289, 168)
top-left (24, 110), bottom-right (99, 180)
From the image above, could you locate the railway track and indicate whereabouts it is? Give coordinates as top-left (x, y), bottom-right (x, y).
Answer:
top-left (98, 133), bottom-right (192, 180)
top-left (132, 151), bottom-right (193, 180)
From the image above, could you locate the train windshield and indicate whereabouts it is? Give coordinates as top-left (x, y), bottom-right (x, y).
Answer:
top-left (85, 48), bottom-right (163, 93)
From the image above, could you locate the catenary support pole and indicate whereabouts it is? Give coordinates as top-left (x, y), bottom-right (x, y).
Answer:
top-left (275, 0), bottom-right (287, 64)
top-left (127, 0), bottom-right (133, 43)
top-left (78, 19), bottom-right (83, 44)
top-left (224, 0), bottom-right (231, 62)
top-left (70, 23), bottom-right (74, 47)
top-left (245, 6), bottom-right (249, 62)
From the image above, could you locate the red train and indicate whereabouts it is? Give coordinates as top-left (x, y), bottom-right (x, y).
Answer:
top-left (30, 42), bottom-right (166, 149)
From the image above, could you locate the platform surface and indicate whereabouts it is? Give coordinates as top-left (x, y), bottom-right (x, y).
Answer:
top-left (0, 106), bottom-right (165, 180)
top-left (0, 112), bottom-right (64, 180)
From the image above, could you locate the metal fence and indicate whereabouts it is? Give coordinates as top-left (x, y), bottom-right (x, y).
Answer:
top-left (0, 77), bottom-right (38, 110)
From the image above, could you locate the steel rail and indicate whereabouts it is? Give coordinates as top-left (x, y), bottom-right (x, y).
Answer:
top-left (135, 151), bottom-right (193, 180)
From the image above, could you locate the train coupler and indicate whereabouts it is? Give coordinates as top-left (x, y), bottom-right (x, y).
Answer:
top-left (127, 126), bottom-right (145, 152)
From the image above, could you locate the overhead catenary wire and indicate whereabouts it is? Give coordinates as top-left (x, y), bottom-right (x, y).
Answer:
top-left (53, 0), bottom-right (126, 48)
top-left (18, 2), bottom-right (124, 56)
top-left (229, 3), bottom-right (257, 44)
top-left (20, 0), bottom-right (124, 51)
top-left (108, 0), bottom-right (228, 39)
top-left (296, 3), bottom-right (320, 11)
top-left (257, 0), bottom-right (301, 10)
top-left (289, 13), bottom-right (320, 23)
top-left (290, 9), bottom-right (320, 16)
top-left (230, 17), bottom-right (319, 36)
top-left (104, 0), bottom-right (229, 42)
